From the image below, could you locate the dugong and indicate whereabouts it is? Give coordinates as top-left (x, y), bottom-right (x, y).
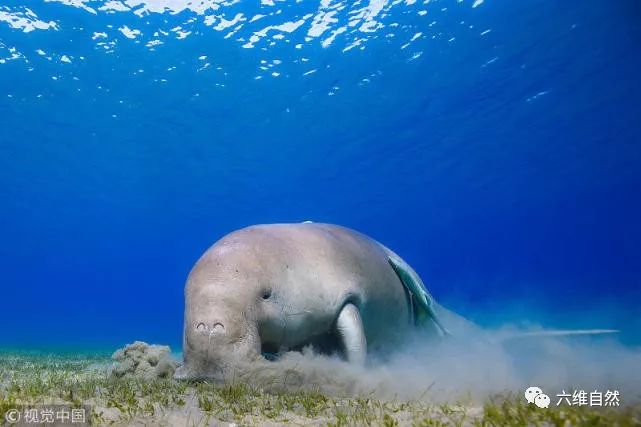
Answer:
top-left (174, 222), bottom-right (468, 380)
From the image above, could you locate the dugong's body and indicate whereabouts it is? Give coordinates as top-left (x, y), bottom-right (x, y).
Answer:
top-left (175, 222), bottom-right (455, 380)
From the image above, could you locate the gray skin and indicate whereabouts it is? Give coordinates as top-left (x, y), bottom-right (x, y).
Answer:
top-left (174, 222), bottom-right (467, 380)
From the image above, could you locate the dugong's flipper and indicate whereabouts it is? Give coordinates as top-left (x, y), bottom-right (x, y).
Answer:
top-left (336, 303), bottom-right (367, 364)
top-left (385, 253), bottom-right (451, 337)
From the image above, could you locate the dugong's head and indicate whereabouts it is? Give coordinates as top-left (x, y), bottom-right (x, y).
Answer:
top-left (174, 230), bottom-right (283, 380)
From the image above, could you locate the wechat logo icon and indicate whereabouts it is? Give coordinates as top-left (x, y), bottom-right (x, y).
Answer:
top-left (525, 386), bottom-right (550, 408)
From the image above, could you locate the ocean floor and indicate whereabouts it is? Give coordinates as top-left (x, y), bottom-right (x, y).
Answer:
top-left (0, 351), bottom-right (640, 426)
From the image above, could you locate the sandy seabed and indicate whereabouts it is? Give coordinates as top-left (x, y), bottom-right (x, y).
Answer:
top-left (1, 335), bottom-right (641, 426)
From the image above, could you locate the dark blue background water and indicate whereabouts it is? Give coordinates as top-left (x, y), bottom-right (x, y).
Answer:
top-left (1, 0), bottom-right (640, 350)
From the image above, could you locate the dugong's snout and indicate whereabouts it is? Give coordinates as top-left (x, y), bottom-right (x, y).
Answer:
top-left (177, 309), bottom-right (262, 380)
top-left (194, 321), bottom-right (226, 336)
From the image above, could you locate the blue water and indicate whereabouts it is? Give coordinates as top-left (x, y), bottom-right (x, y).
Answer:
top-left (1, 0), bottom-right (639, 351)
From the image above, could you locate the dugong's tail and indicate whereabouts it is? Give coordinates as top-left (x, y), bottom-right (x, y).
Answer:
top-left (380, 245), bottom-right (619, 341)
top-left (432, 304), bottom-right (619, 342)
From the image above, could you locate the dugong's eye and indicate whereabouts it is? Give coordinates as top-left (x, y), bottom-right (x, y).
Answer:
top-left (261, 289), bottom-right (272, 300)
